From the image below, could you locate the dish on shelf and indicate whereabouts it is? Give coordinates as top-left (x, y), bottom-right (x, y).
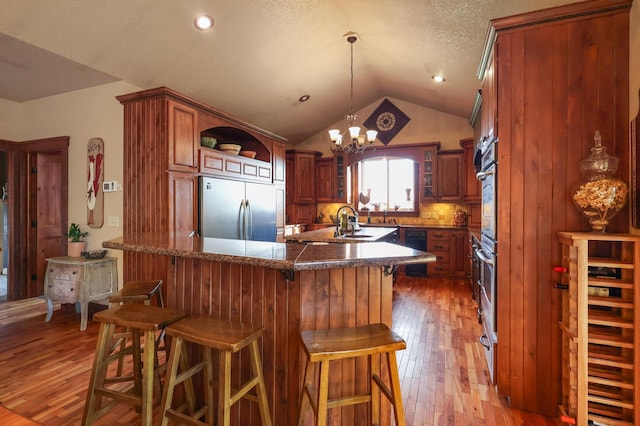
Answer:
top-left (200, 136), bottom-right (217, 148)
top-left (219, 143), bottom-right (241, 155)
top-left (239, 150), bottom-right (256, 159)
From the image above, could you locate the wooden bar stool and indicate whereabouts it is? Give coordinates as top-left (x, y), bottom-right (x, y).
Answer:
top-left (298, 323), bottom-right (407, 426)
top-left (159, 316), bottom-right (272, 426)
top-left (81, 303), bottom-right (187, 426)
top-left (108, 280), bottom-right (165, 376)
top-left (109, 279), bottom-right (164, 307)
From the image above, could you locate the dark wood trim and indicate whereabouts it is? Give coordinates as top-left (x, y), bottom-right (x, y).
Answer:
top-left (344, 141), bottom-right (440, 167)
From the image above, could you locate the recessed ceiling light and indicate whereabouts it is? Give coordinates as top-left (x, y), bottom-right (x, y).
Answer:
top-left (432, 75), bottom-right (445, 83)
top-left (299, 95), bottom-right (310, 102)
top-left (194, 15), bottom-right (214, 31)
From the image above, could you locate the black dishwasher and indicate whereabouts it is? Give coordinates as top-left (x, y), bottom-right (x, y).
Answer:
top-left (404, 230), bottom-right (427, 277)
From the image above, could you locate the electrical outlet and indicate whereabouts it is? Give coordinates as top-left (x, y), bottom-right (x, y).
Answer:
top-left (107, 216), bottom-right (119, 227)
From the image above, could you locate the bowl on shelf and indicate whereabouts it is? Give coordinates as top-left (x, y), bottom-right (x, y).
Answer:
top-left (200, 136), bottom-right (217, 149)
top-left (239, 150), bottom-right (257, 159)
top-left (82, 249), bottom-right (108, 259)
top-left (219, 143), bottom-right (241, 155)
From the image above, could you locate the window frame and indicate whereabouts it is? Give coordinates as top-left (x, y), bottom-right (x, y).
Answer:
top-left (345, 142), bottom-right (440, 219)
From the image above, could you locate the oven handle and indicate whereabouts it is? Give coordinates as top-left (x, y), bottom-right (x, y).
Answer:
top-left (476, 169), bottom-right (495, 180)
top-left (475, 247), bottom-right (495, 266)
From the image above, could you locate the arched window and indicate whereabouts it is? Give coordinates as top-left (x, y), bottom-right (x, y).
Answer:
top-left (351, 156), bottom-right (419, 217)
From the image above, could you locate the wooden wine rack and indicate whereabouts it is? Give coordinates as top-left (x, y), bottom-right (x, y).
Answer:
top-left (557, 232), bottom-right (640, 425)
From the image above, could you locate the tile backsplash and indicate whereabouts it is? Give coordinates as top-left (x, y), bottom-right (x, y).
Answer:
top-left (316, 202), bottom-right (467, 227)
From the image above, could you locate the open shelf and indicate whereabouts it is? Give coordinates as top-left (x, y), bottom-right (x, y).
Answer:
top-left (557, 232), bottom-right (639, 425)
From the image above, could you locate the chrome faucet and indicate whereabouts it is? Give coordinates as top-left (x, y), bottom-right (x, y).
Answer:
top-left (335, 205), bottom-right (359, 236)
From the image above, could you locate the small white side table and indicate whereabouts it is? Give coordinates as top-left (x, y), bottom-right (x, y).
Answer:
top-left (42, 256), bottom-right (118, 331)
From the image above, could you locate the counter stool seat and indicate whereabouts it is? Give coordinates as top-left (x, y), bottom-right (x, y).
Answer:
top-left (159, 316), bottom-right (272, 426)
top-left (298, 323), bottom-right (407, 426)
top-left (82, 303), bottom-right (186, 426)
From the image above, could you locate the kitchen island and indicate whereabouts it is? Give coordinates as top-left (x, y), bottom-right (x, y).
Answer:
top-left (103, 234), bottom-right (434, 425)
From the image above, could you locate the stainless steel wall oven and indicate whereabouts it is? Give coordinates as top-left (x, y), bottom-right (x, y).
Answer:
top-left (474, 135), bottom-right (498, 381)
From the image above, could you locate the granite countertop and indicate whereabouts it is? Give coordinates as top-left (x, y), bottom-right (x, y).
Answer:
top-left (103, 234), bottom-right (435, 271)
top-left (285, 226), bottom-right (399, 243)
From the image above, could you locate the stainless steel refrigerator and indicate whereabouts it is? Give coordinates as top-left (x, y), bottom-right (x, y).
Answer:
top-left (199, 176), bottom-right (276, 242)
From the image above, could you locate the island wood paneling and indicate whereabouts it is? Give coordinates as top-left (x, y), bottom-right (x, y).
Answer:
top-left (164, 256), bottom-right (394, 426)
top-left (486, 0), bottom-right (631, 416)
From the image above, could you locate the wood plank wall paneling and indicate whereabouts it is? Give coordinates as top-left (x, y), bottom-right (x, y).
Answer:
top-left (494, 4), bottom-right (630, 416)
top-left (165, 257), bottom-right (394, 425)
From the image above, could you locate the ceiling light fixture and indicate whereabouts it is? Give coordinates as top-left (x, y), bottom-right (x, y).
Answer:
top-left (329, 33), bottom-right (377, 154)
top-left (299, 94), bottom-right (310, 102)
top-left (432, 75), bottom-right (445, 83)
top-left (194, 15), bottom-right (214, 31)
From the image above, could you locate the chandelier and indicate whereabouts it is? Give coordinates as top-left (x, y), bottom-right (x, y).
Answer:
top-left (329, 33), bottom-right (377, 154)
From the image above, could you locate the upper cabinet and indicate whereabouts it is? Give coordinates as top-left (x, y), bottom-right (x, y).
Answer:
top-left (436, 150), bottom-right (464, 202)
top-left (315, 152), bottom-right (348, 203)
top-left (460, 138), bottom-right (480, 203)
top-left (168, 100), bottom-right (198, 172)
top-left (420, 146), bottom-right (438, 202)
top-left (286, 150), bottom-right (321, 224)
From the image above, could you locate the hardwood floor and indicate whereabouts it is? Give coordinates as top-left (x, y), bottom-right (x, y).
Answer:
top-left (0, 276), bottom-right (563, 425)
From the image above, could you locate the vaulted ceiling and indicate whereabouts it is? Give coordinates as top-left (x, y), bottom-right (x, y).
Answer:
top-left (0, 0), bottom-right (575, 144)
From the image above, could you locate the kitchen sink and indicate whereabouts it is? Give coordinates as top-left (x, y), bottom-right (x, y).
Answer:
top-left (342, 234), bottom-right (373, 238)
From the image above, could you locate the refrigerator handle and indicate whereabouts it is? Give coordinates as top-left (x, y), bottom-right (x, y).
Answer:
top-left (246, 199), bottom-right (252, 240)
top-left (239, 200), bottom-right (246, 240)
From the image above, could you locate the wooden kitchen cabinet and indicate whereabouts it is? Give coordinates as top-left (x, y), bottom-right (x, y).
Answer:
top-left (315, 157), bottom-right (334, 202)
top-left (168, 100), bottom-right (198, 172)
top-left (420, 146), bottom-right (437, 202)
top-left (427, 229), bottom-right (469, 277)
top-left (436, 150), bottom-right (464, 202)
top-left (117, 87), bottom-right (287, 283)
top-left (43, 256), bottom-right (117, 331)
top-left (286, 150), bottom-right (321, 224)
top-left (451, 230), bottom-right (469, 277)
top-left (427, 230), bottom-right (450, 276)
top-left (460, 138), bottom-right (480, 203)
top-left (168, 171), bottom-right (198, 237)
top-left (557, 232), bottom-right (639, 425)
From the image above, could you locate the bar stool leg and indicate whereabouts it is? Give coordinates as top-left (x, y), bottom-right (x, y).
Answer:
top-left (218, 350), bottom-right (232, 426)
top-left (203, 347), bottom-right (215, 424)
top-left (139, 330), bottom-right (156, 425)
top-left (386, 351), bottom-right (406, 426)
top-left (371, 354), bottom-right (380, 424)
top-left (316, 360), bottom-right (330, 426)
top-left (249, 339), bottom-right (272, 425)
top-left (82, 322), bottom-right (115, 425)
top-left (159, 336), bottom-right (183, 426)
top-left (298, 359), bottom-right (313, 426)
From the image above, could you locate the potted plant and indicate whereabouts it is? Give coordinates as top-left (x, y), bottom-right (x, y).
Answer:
top-left (67, 223), bottom-right (88, 257)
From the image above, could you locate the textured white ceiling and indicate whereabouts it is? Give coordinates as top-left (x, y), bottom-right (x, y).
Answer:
top-left (0, 0), bottom-right (575, 143)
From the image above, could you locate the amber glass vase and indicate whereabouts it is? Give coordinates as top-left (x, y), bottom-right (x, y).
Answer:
top-left (572, 131), bottom-right (628, 232)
